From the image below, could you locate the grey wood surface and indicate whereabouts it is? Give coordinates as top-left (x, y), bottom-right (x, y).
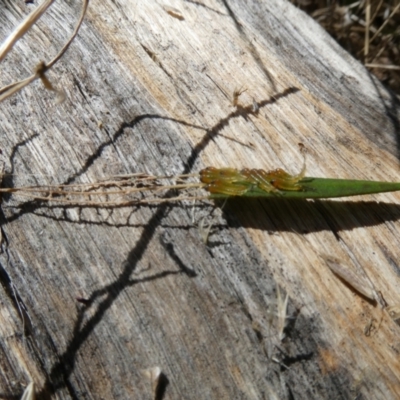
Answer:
top-left (1, 0), bottom-right (400, 399)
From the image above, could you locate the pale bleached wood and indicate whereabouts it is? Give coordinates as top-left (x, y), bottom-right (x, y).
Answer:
top-left (1, 0), bottom-right (400, 399)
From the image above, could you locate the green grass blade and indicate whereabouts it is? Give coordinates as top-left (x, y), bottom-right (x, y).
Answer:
top-left (208, 177), bottom-right (400, 199)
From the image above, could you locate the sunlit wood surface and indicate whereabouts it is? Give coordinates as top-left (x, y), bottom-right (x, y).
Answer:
top-left (1, 1), bottom-right (400, 399)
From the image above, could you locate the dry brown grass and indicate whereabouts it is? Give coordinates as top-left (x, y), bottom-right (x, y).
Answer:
top-left (0, 173), bottom-right (206, 208)
top-left (0, 0), bottom-right (88, 103)
top-left (291, 0), bottom-right (400, 94)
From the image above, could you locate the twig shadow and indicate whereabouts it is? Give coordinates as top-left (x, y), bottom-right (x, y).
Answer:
top-left (3, 86), bottom-right (299, 398)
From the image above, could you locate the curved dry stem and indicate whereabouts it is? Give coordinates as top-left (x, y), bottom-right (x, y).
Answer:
top-left (46, 0), bottom-right (89, 69)
top-left (0, 75), bottom-right (37, 100)
top-left (0, 0), bottom-right (89, 103)
top-left (0, 0), bottom-right (55, 63)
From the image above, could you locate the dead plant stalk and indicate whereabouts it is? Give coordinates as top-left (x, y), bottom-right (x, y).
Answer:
top-left (0, 0), bottom-right (89, 103)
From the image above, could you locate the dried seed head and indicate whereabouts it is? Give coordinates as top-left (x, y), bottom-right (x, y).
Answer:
top-left (321, 254), bottom-right (376, 301)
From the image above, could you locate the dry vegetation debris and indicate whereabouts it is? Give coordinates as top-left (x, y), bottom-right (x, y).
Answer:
top-left (291, 0), bottom-right (400, 94)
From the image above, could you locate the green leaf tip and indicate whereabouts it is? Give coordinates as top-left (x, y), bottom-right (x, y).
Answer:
top-left (208, 177), bottom-right (400, 199)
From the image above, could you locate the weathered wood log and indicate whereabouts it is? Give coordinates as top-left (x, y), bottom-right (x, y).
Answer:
top-left (1, 0), bottom-right (400, 399)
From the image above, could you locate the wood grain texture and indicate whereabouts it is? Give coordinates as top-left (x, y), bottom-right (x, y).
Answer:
top-left (1, 0), bottom-right (400, 399)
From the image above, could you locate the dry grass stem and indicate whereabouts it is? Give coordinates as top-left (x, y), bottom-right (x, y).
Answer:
top-left (0, 0), bottom-right (55, 63)
top-left (365, 63), bottom-right (400, 70)
top-left (45, 0), bottom-right (89, 70)
top-left (0, 0), bottom-right (89, 103)
top-left (0, 75), bottom-right (38, 102)
top-left (0, 173), bottom-right (210, 208)
top-left (369, 2), bottom-right (400, 44)
top-left (291, 1), bottom-right (400, 94)
top-left (364, 0), bottom-right (371, 59)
